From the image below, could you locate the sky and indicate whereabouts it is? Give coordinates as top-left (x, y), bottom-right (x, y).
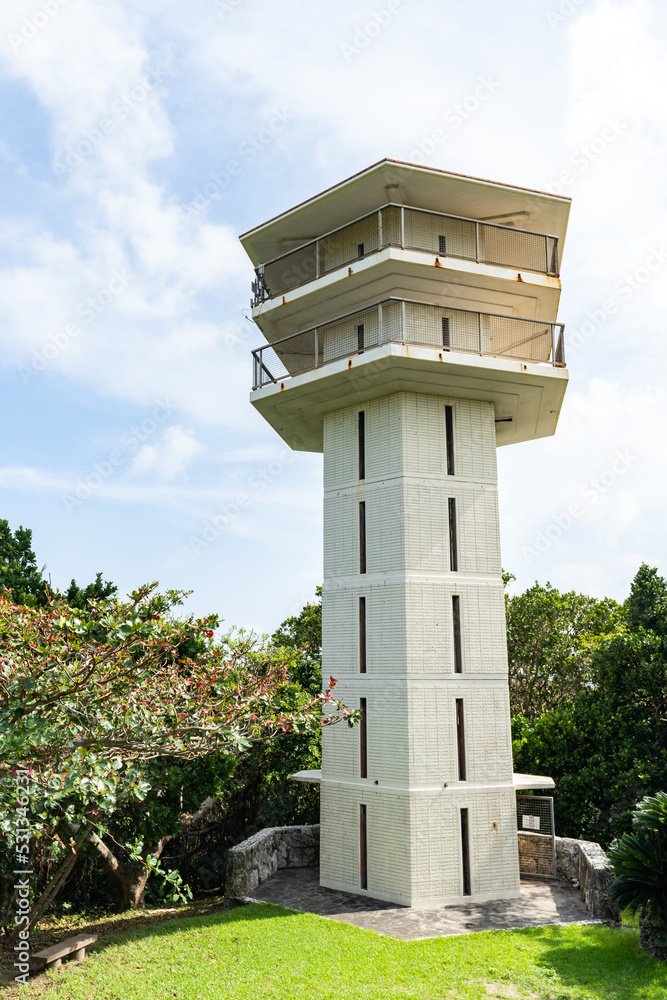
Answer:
top-left (0, 0), bottom-right (665, 632)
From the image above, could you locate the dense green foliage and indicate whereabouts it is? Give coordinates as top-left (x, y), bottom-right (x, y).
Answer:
top-left (608, 792), bottom-right (667, 915)
top-left (505, 580), bottom-right (620, 719)
top-left (0, 519), bottom-right (47, 606)
top-left (0, 582), bottom-right (350, 924)
top-left (16, 905), bottom-right (667, 999)
top-left (272, 586), bottom-right (322, 695)
top-left (513, 564), bottom-right (667, 846)
top-left (608, 791), bottom-right (667, 960)
top-left (0, 518), bottom-right (116, 608)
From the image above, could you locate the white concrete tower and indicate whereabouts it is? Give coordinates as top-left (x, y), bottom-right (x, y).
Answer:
top-left (240, 161), bottom-right (569, 907)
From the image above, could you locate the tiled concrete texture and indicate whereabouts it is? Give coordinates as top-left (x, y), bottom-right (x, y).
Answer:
top-left (249, 866), bottom-right (594, 940)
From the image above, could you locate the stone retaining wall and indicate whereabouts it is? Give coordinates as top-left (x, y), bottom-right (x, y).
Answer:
top-left (555, 837), bottom-right (620, 923)
top-left (226, 824), bottom-right (620, 923)
top-left (225, 824), bottom-right (320, 902)
top-left (519, 833), bottom-right (620, 923)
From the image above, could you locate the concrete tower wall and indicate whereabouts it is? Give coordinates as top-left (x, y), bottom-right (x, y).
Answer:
top-left (320, 391), bottom-right (520, 906)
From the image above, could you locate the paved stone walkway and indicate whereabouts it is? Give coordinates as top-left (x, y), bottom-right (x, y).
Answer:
top-left (249, 866), bottom-right (593, 940)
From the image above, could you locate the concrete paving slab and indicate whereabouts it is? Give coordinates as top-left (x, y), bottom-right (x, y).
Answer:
top-left (249, 866), bottom-right (595, 940)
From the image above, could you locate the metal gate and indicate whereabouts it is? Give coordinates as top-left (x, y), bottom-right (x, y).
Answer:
top-left (516, 795), bottom-right (556, 878)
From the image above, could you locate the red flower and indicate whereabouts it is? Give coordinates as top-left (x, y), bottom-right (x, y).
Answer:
top-left (205, 630), bottom-right (214, 637)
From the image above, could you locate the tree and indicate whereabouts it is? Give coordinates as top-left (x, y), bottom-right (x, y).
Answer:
top-left (513, 565), bottom-right (667, 846)
top-left (0, 584), bottom-right (353, 925)
top-left (0, 517), bottom-right (116, 608)
top-left (505, 580), bottom-right (620, 719)
top-left (0, 519), bottom-right (46, 607)
top-left (272, 587), bottom-right (322, 695)
top-left (608, 791), bottom-right (667, 960)
top-left (65, 572), bottom-right (117, 610)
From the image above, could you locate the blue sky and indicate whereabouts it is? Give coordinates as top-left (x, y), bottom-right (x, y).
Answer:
top-left (0, 0), bottom-right (666, 631)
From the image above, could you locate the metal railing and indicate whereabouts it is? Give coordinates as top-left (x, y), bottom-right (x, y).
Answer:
top-left (251, 298), bottom-right (565, 389)
top-left (251, 204), bottom-right (560, 305)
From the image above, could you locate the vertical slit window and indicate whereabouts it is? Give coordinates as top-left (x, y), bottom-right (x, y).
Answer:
top-left (360, 697), bottom-right (367, 778)
top-left (448, 497), bottom-right (458, 572)
top-left (359, 596), bottom-right (367, 673)
top-left (456, 698), bottom-right (466, 780)
top-left (445, 404), bottom-right (455, 475)
top-left (460, 808), bottom-right (471, 896)
top-left (439, 234), bottom-right (447, 255)
top-left (359, 501), bottom-right (366, 574)
top-left (360, 804), bottom-right (368, 889)
top-left (358, 410), bottom-right (366, 480)
top-left (357, 324), bottom-right (365, 352)
top-left (452, 595), bottom-right (462, 673)
top-left (358, 242), bottom-right (365, 258)
top-left (442, 317), bottom-right (450, 349)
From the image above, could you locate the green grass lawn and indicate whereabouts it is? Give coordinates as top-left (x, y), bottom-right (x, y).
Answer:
top-left (9, 903), bottom-right (667, 1000)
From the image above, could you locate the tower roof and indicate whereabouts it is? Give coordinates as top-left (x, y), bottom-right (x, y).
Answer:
top-left (240, 159), bottom-right (571, 269)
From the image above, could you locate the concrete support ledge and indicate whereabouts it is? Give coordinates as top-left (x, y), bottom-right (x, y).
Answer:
top-left (225, 825), bottom-right (320, 903)
top-left (555, 837), bottom-right (620, 923)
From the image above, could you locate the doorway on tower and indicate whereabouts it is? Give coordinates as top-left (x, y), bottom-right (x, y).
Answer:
top-left (516, 794), bottom-right (557, 879)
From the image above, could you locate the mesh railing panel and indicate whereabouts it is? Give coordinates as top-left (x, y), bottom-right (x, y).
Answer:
top-left (403, 208), bottom-right (477, 260)
top-left (321, 306), bottom-right (381, 363)
top-left (481, 225), bottom-right (551, 273)
top-left (485, 315), bottom-right (553, 362)
top-left (379, 204), bottom-right (402, 246)
top-left (254, 328), bottom-right (317, 385)
top-left (320, 214), bottom-right (380, 274)
top-left (516, 795), bottom-right (556, 879)
top-left (251, 300), bottom-right (563, 388)
top-left (262, 243), bottom-right (318, 299)
top-left (404, 301), bottom-right (481, 353)
top-left (252, 204), bottom-right (560, 303)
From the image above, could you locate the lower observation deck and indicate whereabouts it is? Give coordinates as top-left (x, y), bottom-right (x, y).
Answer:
top-left (249, 299), bottom-right (567, 451)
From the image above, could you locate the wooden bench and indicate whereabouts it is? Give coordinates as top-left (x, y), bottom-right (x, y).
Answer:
top-left (32, 933), bottom-right (98, 971)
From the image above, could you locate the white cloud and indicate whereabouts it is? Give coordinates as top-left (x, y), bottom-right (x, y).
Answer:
top-left (128, 424), bottom-right (205, 481)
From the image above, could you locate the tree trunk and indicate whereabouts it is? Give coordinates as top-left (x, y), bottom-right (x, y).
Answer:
top-left (85, 797), bottom-right (218, 911)
top-left (639, 902), bottom-right (667, 961)
top-left (85, 829), bottom-right (171, 912)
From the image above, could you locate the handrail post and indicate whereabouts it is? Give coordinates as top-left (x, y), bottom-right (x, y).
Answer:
top-left (401, 299), bottom-right (406, 343)
top-left (378, 208), bottom-right (383, 251)
top-left (315, 239), bottom-right (320, 280)
top-left (378, 302), bottom-right (383, 345)
top-left (400, 206), bottom-right (405, 248)
top-left (478, 312), bottom-right (483, 354)
top-left (475, 222), bottom-right (480, 263)
top-left (551, 323), bottom-right (556, 364)
top-left (545, 237), bottom-right (549, 276)
top-left (314, 327), bottom-right (319, 368)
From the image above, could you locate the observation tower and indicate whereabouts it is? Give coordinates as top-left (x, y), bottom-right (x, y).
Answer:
top-left (240, 160), bottom-right (569, 906)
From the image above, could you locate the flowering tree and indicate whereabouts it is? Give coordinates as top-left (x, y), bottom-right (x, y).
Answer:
top-left (0, 584), bottom-right (352, 925)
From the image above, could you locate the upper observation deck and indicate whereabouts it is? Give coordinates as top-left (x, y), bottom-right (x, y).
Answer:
top-left (240, 160), bottom-right (570, 452)
top-left (241, 160), bottom-right (570, 342)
